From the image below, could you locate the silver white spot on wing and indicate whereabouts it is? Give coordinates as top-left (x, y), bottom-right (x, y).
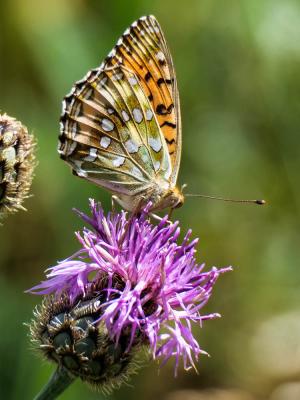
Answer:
top-left (101, 118), bottom-right (115, 132)
top-left (71, 122), bottom-right (78, 139)
top-left (73, 102), bottom-right (81, 117)
top-left (57, 144), bottom-right (64, 156)
top-left (121, 110), bottom-right (130, 122)
top-left (84, 88), bottom-right (93, 99)
top-left (149, 137), bottom-right (162, 152)
top-left (84, 148), bottom-right (98, 162)
top-left (62, 99), bottom-right (67, 113)
top-left (131, 166), bottom-right (144, 180)
top-left (132, 108), bottom-right (143, 123)
top-left (117, 38), bottom-right (123, 46)
top-left (77, 169), bottom-right (88, 178)
top-left (84, 70), bottom-right (93, 80)
top-left (100, 76), bottom-right (108, 86)
top-left (128, 76), bottom-right (138, 85)
top-left (125, 139), bottom-right (139, 153)
top-left (145, 109), bottom-right (153, 121)
top-left (156, 51), bottom-right (165, 62)
top-left (113, 156), bottom-right (125, 167)
top-left (108, 48), bottom-right (116, 57)
top-left (66, 141), bottom-right (77, 156)
top-left (124, 28), bottom-right (130, 36)
top-left (154, 161), bottom-right (160, 171)
top-left (107, 108), bottom-right (114, 114)
top-left (100, 136), bottom-right (111, 149)
top-left (112, 72), bottom-right (123, 81)
top-left (141, 153), bottom-right (149, 163)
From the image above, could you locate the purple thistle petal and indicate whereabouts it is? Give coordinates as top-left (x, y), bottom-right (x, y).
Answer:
top-left (27, 200), bottom-right (232, 373)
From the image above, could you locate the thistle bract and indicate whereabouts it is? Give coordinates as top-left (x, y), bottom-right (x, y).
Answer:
top-left (0, 113), bottom-right (36, 220)
top-left (29, 200), bottom-right (231, 390)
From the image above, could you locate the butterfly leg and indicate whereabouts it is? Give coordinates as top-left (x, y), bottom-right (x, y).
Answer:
top-left (150, 213), bottom-right (172, 225)
top-left (118, 197), bottom-right (146, 245)
top-left (111, 195), bottom-right (119, 213)
top-left (150, 213), bottom-right (163, 222)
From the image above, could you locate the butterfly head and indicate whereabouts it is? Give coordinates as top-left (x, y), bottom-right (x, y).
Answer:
top-left (169, 186), bottom-right (185, 209)
top-left (153, 186), bottom-right (184, 211)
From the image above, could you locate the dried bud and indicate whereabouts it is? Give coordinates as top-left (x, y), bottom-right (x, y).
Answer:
top-left (29, 280), bottom-right (142, 393)
top-left (0, 113), bottom-right (36, 220)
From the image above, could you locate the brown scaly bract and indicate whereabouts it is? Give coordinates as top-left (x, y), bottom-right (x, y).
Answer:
top-left (0, 113), bottom-right (36, 220)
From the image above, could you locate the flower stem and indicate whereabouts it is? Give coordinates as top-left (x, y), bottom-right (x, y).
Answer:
top-left (34, 366), bottom-right (76, 400)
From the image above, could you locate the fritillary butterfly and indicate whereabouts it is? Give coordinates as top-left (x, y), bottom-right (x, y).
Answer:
top-left (59, 15), bottom-right (184, 212)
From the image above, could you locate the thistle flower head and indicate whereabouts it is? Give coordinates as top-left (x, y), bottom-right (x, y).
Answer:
top-left (28, 200), bottom-right (231, 389)
top-left (0, 113), bottom-right (36, 220)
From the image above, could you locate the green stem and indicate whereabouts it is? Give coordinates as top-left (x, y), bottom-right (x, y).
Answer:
top-left (34, 366), bottom-right (76, 400)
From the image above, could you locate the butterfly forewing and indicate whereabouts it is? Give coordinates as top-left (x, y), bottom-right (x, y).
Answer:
top-left (103, 15), bottom-right (182, 183)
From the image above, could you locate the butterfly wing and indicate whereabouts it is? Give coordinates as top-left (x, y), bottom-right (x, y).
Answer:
top-left (102, 15), bottom-right (182, 185)
top-left (59, 64), bottom-right (172, 202)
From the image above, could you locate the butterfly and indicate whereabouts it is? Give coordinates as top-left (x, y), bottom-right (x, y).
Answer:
top-left (59, 15), bottom-right (184, 213)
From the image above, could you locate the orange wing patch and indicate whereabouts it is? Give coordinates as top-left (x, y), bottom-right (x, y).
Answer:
top-left (103, 15), bottom-right (181, 169)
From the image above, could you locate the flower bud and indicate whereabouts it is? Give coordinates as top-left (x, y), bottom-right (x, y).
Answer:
top-left (29, 200), bottom-right (231, 379)
top-left (0, 114), bottom-right (36, 220)
top-left (29, 281), bottom-right (142, 392)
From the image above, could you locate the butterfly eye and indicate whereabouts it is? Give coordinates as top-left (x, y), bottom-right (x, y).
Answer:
top-left (171, 197), bottom-right (183, 209)
top-left (174, 200), bottom-right (183, 209)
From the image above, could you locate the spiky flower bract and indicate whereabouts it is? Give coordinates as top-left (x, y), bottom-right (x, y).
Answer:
top-left (28, 200), bottom-right (231, 387)
top-left (0, 113), bottom-right (36, 220)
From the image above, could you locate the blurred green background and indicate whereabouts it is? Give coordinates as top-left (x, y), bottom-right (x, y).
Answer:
top-left (1, 0), bottom-right (300, 399)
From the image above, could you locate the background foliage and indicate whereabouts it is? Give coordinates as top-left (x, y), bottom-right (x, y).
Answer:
top-left (1, 0), bottom-right (300, 399)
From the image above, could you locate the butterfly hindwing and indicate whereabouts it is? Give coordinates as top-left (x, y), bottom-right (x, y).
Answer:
top-left (59, 64), bottom-right (172, 196)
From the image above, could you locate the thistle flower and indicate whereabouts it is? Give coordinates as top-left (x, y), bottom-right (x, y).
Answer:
top-left (28, 200), bottom-right (231, 396)
top-left (0, 113), bottom-right (36, 220)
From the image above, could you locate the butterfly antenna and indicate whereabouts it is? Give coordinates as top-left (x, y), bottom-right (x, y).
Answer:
top-left (185, 193), bottom-right (266, 205)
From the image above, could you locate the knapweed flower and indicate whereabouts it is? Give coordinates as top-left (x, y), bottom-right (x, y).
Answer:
top-left (28, 200), bottom-right (231, 394)
top-left (0, 113), bottom-right (36, 220)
